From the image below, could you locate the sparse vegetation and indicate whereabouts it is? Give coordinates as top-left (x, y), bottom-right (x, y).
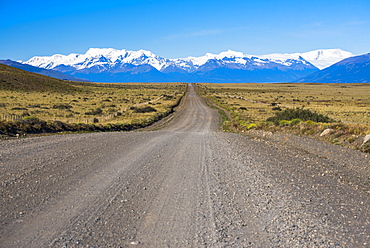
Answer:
top-left (266, 107), bottom-right (336, 124)
top-left (131, 106), bottom-right (157, 113)
top-left (0, 64), bottom-right (186, 137)
top-left (0, 63), bottom-right (78, 93)
top-left (85, 108), bottom-right (103, 115)
top-left (53, 104), bottom-right (73, 110)
top-left (197, 83), bottom-right (370, 153)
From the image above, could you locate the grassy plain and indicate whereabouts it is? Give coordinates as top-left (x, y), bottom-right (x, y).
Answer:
top-left (0, 82), bottom-right (186, 125)
top-left (0, 63), bottom-right (186, 136)
top-left (197, 83), bottom-right (370, 152)
top-left (198, 83), bottom-right (370, 125)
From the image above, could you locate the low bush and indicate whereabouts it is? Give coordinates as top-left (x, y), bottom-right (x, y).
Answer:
top-left (11, 107), bottom-right (28, 110)
top-left (266, 107), bottom-right (336, 125)
top-left (279, 120), bottom-right (291, 127)
top-left (23, 116), bottom-right (41, 124)
top-left (132, 106), bottom-right (157, 113)
top-left (163, 95), bottom-right (174, 100)
top-left (85, 108), bottom-right (103, 115)
top-left (52, 104), bottom-right (73, 110)
top-left (290, 118), bottom-right (302, 126)
top-left (305, 120), bottom-right (317, 126)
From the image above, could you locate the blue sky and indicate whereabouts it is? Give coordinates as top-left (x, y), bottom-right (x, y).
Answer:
top-left (1, 0), bottom-right (370, 61)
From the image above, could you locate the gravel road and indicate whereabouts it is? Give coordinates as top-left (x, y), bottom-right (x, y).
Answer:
top-left (1, 85), bottom-right (369, 247)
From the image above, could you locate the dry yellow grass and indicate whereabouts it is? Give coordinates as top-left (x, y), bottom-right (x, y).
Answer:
top-left (197, 83), bottom-right (370, 153)
top-left (198, 83), bottom-right (370, 125)
top-left (0, 83), bottom-right (186, 125)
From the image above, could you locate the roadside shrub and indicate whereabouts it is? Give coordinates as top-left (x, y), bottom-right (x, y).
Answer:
top-left (12, 107), bottom-right (28, 110)
top-left (290, 118), bottom-right (302, 126)
top-left (272, 107), bottom-right (282, 111)
top-left (163, 95), bottom-right (174, 100)
top-left (345, 124), bottom-right (370, 135)
top-left (52, 104), bottom-right (72, 110)
top-left (23, 116), bottom-right (40, 123)
top-left (266, 107), bottom-right (336, 125)
top-left (305, 120), bottom-right (317, 126)
top-left (132, 106), bottom-right (157, 113)
top-left (52, 121), bottom-right (69, 130)
top-left (0, 121), bottom-right (9, 134)
top-left (85, 108), bottom-right (103, 115)
top-left (279, 120), bottom-right (291, 127)
top-left (347, 136), bottom-right (356, 143)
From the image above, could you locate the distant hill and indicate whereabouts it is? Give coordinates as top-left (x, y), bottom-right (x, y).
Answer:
top-left (297, 53), bottom-right (370, 83)
top-left (0, 63), bottom-right (78, 92)
top-left (0, 60), bottom-right (89, 82)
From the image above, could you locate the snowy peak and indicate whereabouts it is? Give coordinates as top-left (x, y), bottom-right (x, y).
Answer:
top-left (21, 48), bottom-right (359, 83)
top-left (297, 53), bottom-right (370, 83)
top-left (85, 48), bottom-right (123, 56)
top-left (24, 48), bottom-right (354, 73)
top-left (172, 49), bottom-right (316, 71)
top-left (25, 48), bottom-right (171, 71)
top-left (299, 49), bottom-right (354, 69)
top-left (179, 50), bottom-right (252, 67)
top-left (259, 49), bottom-right (354, 69)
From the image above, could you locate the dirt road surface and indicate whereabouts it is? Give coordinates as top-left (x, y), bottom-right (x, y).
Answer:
top-left (1, 84), bottom-right (369, 247)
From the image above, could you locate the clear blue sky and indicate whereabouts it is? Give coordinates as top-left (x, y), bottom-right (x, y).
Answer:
top-left (1, 0), bottom-right (370, 61)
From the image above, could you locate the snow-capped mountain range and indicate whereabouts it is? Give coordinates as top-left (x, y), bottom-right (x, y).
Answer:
top-left (24, 48), bottom-right (352, 71)
top-left (259, 49), bottom-right (354, 70)
top-left (21, 48), bottom-right (354, 83)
